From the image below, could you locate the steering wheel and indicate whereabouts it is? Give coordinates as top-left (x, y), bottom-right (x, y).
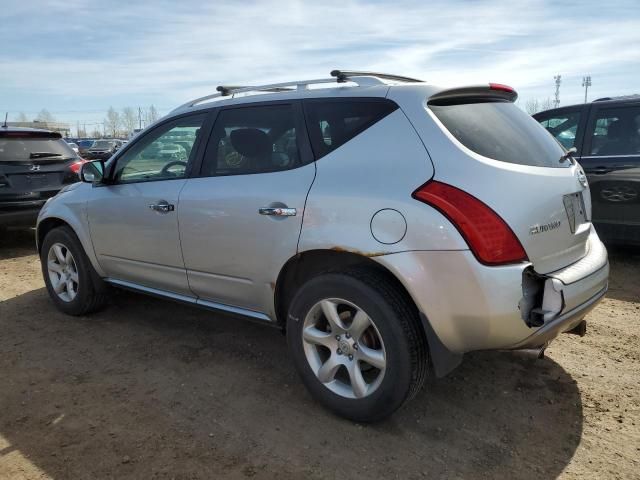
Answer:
top-left (160, 161), bottom-right (188, 176)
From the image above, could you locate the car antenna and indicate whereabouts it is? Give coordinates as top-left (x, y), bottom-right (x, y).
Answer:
top-left (2, 112), bottom-right (7, 128)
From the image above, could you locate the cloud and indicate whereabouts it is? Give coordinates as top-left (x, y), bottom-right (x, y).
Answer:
top-left (1, 0), bottom-right (638, 117)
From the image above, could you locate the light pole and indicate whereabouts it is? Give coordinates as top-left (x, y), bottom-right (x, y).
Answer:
top-left (582, 75), bottom-right (592, 103)
top-left (554, 75), bottom-right (561, 108)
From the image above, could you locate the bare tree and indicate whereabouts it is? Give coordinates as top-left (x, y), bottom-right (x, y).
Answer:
top-left (36, 109), bottom-right (55, 123)
top-left (525, 99), bottom-right (540, 115)
top-left (524, 97), bottom-right (554, 115)
top-left (91, 128), bottom-right (102, 138)
top-left (146, 105), bottom-right (159, 125)
top-left (121, 107), bottom-right (137, 135)
top-left (540, 97), bottom-right (554, 112)
top-left (15, 112), bottom-right (28, 122)
top-left (104, 107), bottom-right (121, 138)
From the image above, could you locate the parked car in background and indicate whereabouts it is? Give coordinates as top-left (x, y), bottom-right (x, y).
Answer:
top-left (534, 95), bottom-right (640, 246)
top-left (66, 142), bottom-right (80, 154)
top-left (84, 139), bottom-right (122, 160)
top-left (0, 127), bottom-right (84, 228)
top-left (77, 139), bottom-right (95, 157)
top-left (36, 71), bottom-right (608, 421)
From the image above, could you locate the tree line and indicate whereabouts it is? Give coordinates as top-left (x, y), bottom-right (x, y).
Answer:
top-left (10, 106), bottom-right (160, 138)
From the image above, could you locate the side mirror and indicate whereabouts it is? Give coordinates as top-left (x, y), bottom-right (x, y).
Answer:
top-left (81, 160), bottom-right (105, 183)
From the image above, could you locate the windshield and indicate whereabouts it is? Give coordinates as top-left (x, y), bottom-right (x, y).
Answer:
top-left (429, 100), bottom-right (569, 168)
top-left (93, 140), bottom-right (115, 149)
top-left (78, 140), bottom-right (95, 147)
top-left (0, 137), bottom-right (76, 161)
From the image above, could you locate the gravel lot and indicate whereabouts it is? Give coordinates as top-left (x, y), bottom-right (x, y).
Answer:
top-left (1, 228), bottom-right (638, 479)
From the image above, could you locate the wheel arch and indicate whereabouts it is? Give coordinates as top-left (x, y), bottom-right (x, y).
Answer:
top-left (37, 215), bottom-right (105, 278)
top-left (37, 217), bottom-right (70, 253)
top-left (274, 248), bottom-right (462, 377)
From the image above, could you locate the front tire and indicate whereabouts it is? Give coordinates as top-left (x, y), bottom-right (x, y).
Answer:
top-left (287, 268), bottom-right (429, 422)
top-left (40, 226), bottom-right (108, 315)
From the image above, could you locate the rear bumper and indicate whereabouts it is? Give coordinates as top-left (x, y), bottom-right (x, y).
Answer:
top-left (594, 222), bottom-right (640, 246)
top-left (0, 207), bottom-right (41, 226)
top-left (507, 286), bottom-right (606, 349)
top-left (375, 228), bottom-right (608, 354)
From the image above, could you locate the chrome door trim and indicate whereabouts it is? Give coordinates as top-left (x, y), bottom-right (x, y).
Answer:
top-left (104, 278), bottom-right (273, 323)
top-left (258, 207), bottom-right (297, 216)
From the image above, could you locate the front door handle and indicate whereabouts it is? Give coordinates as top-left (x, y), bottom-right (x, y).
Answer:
top-left (259, 207), bottom-right (297, 216)
top-left (148, 200), bottom-right (175, 213)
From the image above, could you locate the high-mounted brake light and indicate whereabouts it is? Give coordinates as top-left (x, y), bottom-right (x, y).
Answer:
top-left (489, 83), bottom-right (515, 94)
top-left (412, 181), bottom-right (527, 265)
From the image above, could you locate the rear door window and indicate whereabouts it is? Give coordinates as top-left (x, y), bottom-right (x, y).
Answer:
top-left (536, 110), bottom-right (582, 150)
top-left (586, 106), bottom-right (640, 156)
top-left (201, 104), bottom-right (305, 177)
top-left (429, 100), bottom-right (569, 168)
top-left (304, 99), bottom-right (398, 159)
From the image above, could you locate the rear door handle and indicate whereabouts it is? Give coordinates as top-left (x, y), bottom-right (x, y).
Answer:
top-left (259, 207), bottom-right (297, 216)
top-left (148, 200), bottom-right (175, 213)
top-left (587, 166), bottom-right (612, 175)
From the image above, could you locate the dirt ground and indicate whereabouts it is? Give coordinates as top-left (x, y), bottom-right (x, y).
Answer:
top-left (0, 228), bottom-right (638, 480)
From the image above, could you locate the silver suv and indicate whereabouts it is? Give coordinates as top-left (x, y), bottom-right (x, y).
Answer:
top-left (37, 70), bottom-right (609, 421)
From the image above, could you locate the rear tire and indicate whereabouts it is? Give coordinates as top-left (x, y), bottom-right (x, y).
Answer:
top-left (287, 268), bottom-right (428, 422)
top-left (40, 226), bottom-right (108, 315)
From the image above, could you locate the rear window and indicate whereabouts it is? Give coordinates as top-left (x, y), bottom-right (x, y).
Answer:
top-left (429, 100), bottom-right (568, 168)
top-left (0, 137), bottom-right (76, 161)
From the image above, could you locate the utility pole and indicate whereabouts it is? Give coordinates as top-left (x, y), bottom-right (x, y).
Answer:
top-left (553, 75), bottom-right (561, 108)
top-left (138, 107), bottom-right (143, 129)
top-left (582, 75), bottom-right (592, 103)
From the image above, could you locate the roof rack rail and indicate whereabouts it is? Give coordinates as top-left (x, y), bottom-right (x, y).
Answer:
top-left (216, 85), bottom-right (296, 96)
top-left (330, 69), bottom-right (423, 83)
top-left (594, 94), bottom-right (640, 102)
top-left (172, 70), bottom-right (422, 112)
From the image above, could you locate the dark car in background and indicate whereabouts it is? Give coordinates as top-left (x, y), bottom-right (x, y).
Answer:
top-left (0, 127), bottom-right (84, 228)
top-left (77, 139), bottom-right (95, 157)
top-left (84, 139), bottom-right (122, 160)
top-left (534, 95), bottom-right (640, 245)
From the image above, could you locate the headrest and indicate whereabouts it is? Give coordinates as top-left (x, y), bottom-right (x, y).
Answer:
top-left (230, 128), bottom-right (271, 158)
top-left (607, 120), bottom-right (624, 139)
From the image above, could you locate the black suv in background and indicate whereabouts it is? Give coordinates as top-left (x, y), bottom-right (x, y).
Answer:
top-left (0, 127), bottom-right (84, 228)
top-left (534, 95), bottom-right (640, 246)
top-left (84, 139), bottom-right (122, 160)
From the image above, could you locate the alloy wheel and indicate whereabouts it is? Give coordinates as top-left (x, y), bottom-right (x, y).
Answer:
top-left (302, 298), bottom-right (387, 399)
top-left (47, 242), bottom-right (79, 302)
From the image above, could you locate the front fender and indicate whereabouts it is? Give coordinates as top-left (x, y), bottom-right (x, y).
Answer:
top-left (37, 183), bottom-right (105, 277)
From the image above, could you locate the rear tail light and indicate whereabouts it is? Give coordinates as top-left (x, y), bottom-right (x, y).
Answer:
top-left (412, 181), bottom-right (528, 265)
top-left (69, 159), bottom-right (86, 174)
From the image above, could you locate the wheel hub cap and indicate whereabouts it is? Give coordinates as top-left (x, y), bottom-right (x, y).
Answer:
top-left (338, 339), bottom-right (352, 355)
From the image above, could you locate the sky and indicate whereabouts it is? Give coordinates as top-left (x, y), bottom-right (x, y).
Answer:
top-left (1, 0), bottom-right (639, 133)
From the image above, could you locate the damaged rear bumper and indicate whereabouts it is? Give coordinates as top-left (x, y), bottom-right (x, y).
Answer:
top-left (374, 228), bottom-right (609, 359)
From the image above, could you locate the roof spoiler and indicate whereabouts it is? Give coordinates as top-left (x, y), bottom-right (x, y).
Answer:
top-left (428, 83), bottom-right (518, 104)
top-left (0, 130), bottom-right (62, 139)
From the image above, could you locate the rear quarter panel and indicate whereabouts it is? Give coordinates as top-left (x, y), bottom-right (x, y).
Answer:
top-left (298, 108), bottom-right (468, 254)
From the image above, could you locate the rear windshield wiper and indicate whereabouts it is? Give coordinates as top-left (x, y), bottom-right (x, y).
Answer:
top-left (30, 152), bottom-right (63, 159)
top-left (559, 147), bottom-right (577, 164)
